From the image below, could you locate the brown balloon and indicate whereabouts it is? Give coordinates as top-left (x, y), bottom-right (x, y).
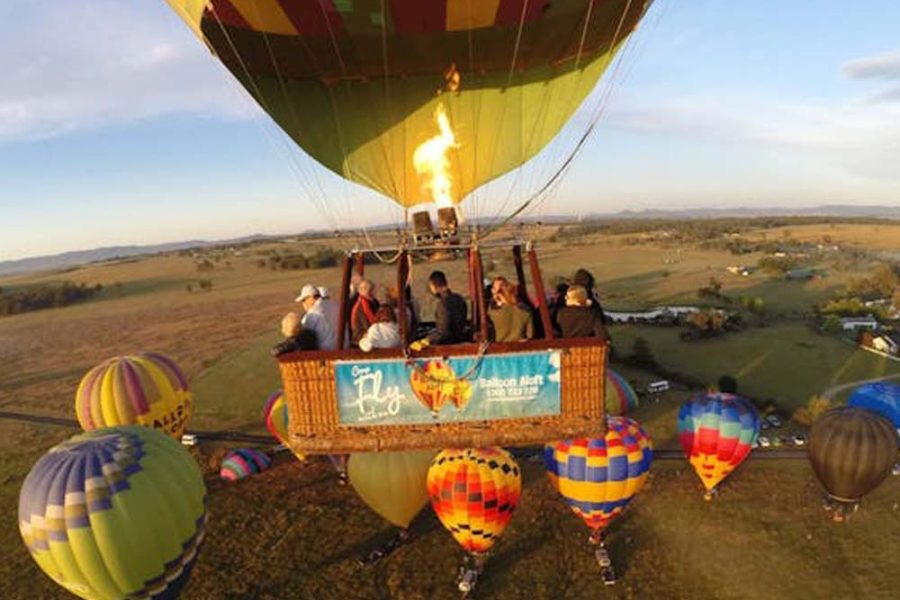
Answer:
top-left (809, 407), bottom-right (898, 503)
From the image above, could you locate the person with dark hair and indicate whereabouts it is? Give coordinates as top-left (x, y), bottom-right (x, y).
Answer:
top-left (550, 281), bottom-right (570, 336)
top-left (572, 268), bottom-right (607, 323)
top-left (556, 285), bottom-right (609, 341)
top-left (350, 279), bottom-right (380, 345)
top-left (410, 270), bottom-right (469, 350)
top-left (489, 282), bottom-right (533, 342)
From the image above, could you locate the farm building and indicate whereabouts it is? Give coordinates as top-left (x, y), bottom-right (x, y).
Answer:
top-left (872, 333), bottom-right (900, 356)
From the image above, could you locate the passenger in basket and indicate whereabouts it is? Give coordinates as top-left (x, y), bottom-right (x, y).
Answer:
top-left (489, 282), bottom-right (534, 342)
top-left (350, 279), bottom-right (380, 345)
top-left (359, 306), bottom-right (402, 352)
top-left (556, 285), bottom-right (609, 341)
top-left (295, 284), bottom-right (337, 350)
top-left (271, 312), bottom-right (318, 356)
top-left (571, 268), bottom-right (608, 323)
top-left (410, 270), bottom-right (469, 350)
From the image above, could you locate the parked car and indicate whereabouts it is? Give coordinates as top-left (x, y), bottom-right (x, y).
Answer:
top-left (760, 420), bottom-right (770, 430)
top-left (771, 436), bottom-right (784, 448)
top-left (758, 436), bottom-right (771, 448)
top-left (793, 434), bottom-right (807, 446)
top-left (765, 414), bottom-right (783, 428)
top-left (892, 463), bottom-right (900, 477)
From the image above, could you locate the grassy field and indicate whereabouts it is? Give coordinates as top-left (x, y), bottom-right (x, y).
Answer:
top-left (2, 222), bottom-right (899, 599)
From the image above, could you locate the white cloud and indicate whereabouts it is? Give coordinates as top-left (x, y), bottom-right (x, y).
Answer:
top-left (0, 1), bottom-right (254, 143)
top-left (842, 50), bottom-right (900, 103)
top-left (602, 51), bottom-right (900, 183)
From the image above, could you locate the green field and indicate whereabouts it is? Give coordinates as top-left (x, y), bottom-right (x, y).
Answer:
top-left (2, 222), bottom-right (899, 599)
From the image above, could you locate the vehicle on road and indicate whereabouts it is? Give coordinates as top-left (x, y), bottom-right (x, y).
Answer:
top-left (766, 414), bottom-right (783, 428)
top-left (758, 436), bottom-right (771, 448)
top-left (793, 434), bottom-right (807, 446)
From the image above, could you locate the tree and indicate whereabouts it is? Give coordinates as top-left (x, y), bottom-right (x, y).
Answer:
top-left (631, 337), bottom-right (657, 369)
top-left (793, 395), bottom-right (835, 426)
top-left (822, 314), bottom-right (842, 334)
top-left (186, 284), bottom-right (194, 293)
top-left (717, 375), bottom-right (738, 394)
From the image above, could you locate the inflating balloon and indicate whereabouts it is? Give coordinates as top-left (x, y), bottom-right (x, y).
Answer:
top-left (349, 450), bottom-right (436, 528)
top-left (427, 447), bottom-right (521, 554)
top-left (263, 389), bottom-right (289, 444)
top-left (165, 1), bottom-right (653, 208)
top-left (19, 426), bottom-right (207, 600)
top-left (220, 448), bottom-right (272, 481)
top-left (809, 407), bottom-right (898, 505)
top-left (545, 416), bottom-right (653, 532)
top-left (847, 381), bottom-right (900, 429)
top-left (678, 392), bottom-right (759, 496)
top-left (605, 370), bottom-right (639, 416)
top-left (75, 352), bottom-right (192, 439)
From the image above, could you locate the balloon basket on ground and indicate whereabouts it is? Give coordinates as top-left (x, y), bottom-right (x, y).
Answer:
top-left (276, 244), bottom-right (609, 454)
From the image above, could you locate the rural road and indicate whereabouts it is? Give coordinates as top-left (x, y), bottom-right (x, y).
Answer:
top-left (0, 410), bottom-right (808, 459)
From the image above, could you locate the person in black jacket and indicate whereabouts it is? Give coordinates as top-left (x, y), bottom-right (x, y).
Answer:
top-left (556, 286), bottom-right (609, 341)
top-left (271, 312), bottom-right (319, 356)
top-left (410, 271), bottom-right (470, 350)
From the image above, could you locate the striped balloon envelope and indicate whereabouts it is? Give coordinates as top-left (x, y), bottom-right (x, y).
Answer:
top-left (427, 447), bottom-right (521, 555)
top-left (605, 369), bottom-right (639, 416)
top-left (677, 392), bottom-right (760, 493)
top-left (220, 448), bottom-right (271, 482)
top-left (263, 390), bottom-right (289, 444)
top-left (19, 426), bottom-right (207, 600)
top-left (544, 416), bottom-right (653, 532)
top-left (75, 353), bottom-right (192, 439)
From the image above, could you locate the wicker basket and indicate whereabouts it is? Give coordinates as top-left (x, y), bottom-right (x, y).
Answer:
top-left (278, 339), bottom-right (607, 453)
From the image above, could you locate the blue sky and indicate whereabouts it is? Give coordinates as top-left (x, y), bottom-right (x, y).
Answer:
top-left (1, 0), bottom-right (898, 261)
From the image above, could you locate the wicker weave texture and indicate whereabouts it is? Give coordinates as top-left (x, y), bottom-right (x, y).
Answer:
top-left (280, 343), bottom-right (607, 453)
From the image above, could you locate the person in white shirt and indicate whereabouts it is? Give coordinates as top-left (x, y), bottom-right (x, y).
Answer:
top-left (359, 306), bottom-right (402, 352)
top-left (294, 284), bottom-right (337, 350)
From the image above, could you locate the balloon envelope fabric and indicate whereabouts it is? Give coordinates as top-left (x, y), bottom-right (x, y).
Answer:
top-left (544, 416), bottom-right (653, 532)
top-left (809, 407), bottom-right (899, 503)
top-left (678, 392), bottom-right (760, 492)
top-left (18, 426), bottom-right (207, 600)
top-left (220, 448), bottom-right (271, 481)
top-left (75, 352), bottom-right (192, 439)
top-left (349, 450), bottom-right (436, 528)
top-left (427, 447), bottom-right (521, 554)
top-left (605, 369), bottom-right (639, 416)
top-left (263, 389), bottom-right (289, 444)
top-left (848, 381), bottom-right (900, 428)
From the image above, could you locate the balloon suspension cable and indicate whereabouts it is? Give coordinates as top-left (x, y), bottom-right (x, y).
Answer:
top-left (474, 0), bottom-right (640, 243)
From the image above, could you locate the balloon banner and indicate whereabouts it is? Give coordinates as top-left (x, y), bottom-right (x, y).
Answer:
top-left (334, 351), bottom-right (561, 426)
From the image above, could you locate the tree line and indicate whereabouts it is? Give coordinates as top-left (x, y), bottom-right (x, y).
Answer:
top-left (0, 282), bottom-right (103, 316)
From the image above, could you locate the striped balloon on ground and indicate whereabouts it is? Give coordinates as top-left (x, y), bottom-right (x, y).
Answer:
top-left (544, 416), bottom-right (653, 532)
top-left (19, 426), bottom-right (207, 600)
top-left (427, 447), bottom-right (521, 555)
top-left (263, 390), bottom-right (289, 444)
top-left (220, 448), bottom-right (271, 481)
top-left (605, 369), bottom-right (639, 416)
top-left (678, 392), bottom-right (760, 493)
top-left (75, 353), bottom-right (192, 439)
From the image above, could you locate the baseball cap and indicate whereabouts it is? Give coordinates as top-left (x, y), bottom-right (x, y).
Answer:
top-left (294, 284), bottom-right (319, 303)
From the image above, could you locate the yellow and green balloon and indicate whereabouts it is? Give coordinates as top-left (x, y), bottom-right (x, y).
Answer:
top-left (18, 426), bottom-right (207, 600)
top-left (349, 450), bottom-right (436, 528)
top-left (75, 353), bottom-right (192, 439)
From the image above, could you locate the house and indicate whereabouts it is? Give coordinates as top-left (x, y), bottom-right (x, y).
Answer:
top-left (872, 333), bottom-right (900, 356)
top-left (727, 265), bottom-right (754, 276)
top-left (841, 315), bottom-right (879, 331)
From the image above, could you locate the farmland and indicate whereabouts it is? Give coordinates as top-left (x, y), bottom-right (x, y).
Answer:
top-left (1, 219), bottom-right (899, 599)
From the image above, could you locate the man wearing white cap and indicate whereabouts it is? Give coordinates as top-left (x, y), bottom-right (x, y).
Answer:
top-left (295, 284), bottom-right (338, 350)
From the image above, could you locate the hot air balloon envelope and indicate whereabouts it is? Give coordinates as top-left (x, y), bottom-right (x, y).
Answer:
top-left (349, 450), bottom-right (436, 528)
top-left (677, 392), bottom-right (759, 492)
top-left (220, 448), bottom-right (272, 481)
top-left (544, 416), bottom-right (652, 532)
top-left (75, 352), bottom-right (192, 439)
top-left (848, 381), bottom-right (900, 429)
top-left (19, 426), bottom-right (207, 600)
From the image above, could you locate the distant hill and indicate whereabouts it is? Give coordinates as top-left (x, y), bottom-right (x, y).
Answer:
top-left (2, 205), bottom-right (896, 277)
top-left (582, 204), bottom-right (900, 220)
top-left (0, 235), bottom-right (278, 278)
